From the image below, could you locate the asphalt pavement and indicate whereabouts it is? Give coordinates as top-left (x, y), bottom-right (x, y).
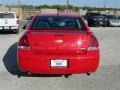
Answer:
top-left (0, 27), bottom-right (120, 90)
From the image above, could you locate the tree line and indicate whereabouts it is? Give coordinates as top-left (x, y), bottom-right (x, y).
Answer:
top-left (1, 4), bottom-right (120, 11)
top-left (21, 5), bottom-right (120, 11)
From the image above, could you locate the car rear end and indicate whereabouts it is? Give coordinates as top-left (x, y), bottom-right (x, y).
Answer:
top-left (17, 14), bottom-right (100, 75)
top-left (0, 12), bottom-right (19, 33)
top-left (109, 19), bottom-right (120, 27)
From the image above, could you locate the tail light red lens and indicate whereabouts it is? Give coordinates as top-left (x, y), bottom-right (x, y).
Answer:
top-left (16, 20), bottom-right (19, 24)
top-left (18, 34), bottom-right (30, 49)
top-left (88, 35), bottom-right (99, 50)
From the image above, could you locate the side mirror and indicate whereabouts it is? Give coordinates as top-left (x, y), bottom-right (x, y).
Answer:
top-left (23, 21), bottom-right (30, 30)
top-left (27, 17), bottom-right (30, 20)
top-left (27, 16), bottom-right (33, 20)
top-left (23, 24), bottom-right (27, 30)
top-left (30, 16), bottom-right (33, 20)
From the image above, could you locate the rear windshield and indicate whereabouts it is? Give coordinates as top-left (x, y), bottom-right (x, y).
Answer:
top-left (107, 15), bottom-right (117, 19)
top-left (31, 16), bottom-right (86, 30)
top-left (91, 13), bottom-right (101, 16)
top-left (87, 13), bottom-right (101, 16)
top-left (0, 13), bottom-right (15, 18)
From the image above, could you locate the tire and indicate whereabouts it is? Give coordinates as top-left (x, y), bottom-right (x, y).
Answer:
top-left (88, 22), bottom-right (92, 27)
top-left (103, 25), bottom-right (106, 27)
top-left (89, 24), bottom-right (92, 27)
top-left (14, 29), bottom-right (19, 34)
top-left (107, 22), bottom-right (110, 27)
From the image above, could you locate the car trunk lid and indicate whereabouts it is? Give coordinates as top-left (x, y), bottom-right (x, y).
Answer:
top-left (0, 18), bottom-right (18, 26)
top-left (27, 30), bottom-right (90, 55)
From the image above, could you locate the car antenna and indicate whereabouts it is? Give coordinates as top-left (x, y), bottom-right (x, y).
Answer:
top-left (57, 7), bottom-right (59, 16)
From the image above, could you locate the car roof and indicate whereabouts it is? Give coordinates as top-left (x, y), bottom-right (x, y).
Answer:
top-left (36, 13), bottom-right (80, 18)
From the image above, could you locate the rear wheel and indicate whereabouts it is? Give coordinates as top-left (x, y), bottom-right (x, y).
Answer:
top-left (88, 23), bottom-right (92, 27)
top-left (103, 23), bottom-right (107, 27)
top-left (14, 29), bottom-right (19, 34)
top-left (103, 25), bottom-right (106, 27)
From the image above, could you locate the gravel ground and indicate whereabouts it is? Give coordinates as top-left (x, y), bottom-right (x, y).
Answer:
top-left (0, 27), bottom-right (120, 90)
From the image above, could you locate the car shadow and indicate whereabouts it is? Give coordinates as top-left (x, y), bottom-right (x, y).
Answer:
top-left (3, 42), bottom-right (24, 76)
top-left (3, 42), bottom-right (62, 78)
top-left (0, 31), bottom-right (15, 34)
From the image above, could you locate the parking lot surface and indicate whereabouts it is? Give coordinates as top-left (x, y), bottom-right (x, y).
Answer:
top-left (0, 27), bottom-right (120, 90)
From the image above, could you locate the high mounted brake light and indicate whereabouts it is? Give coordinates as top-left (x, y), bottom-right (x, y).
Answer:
top-left (16, 20), bottom-right (19, 24)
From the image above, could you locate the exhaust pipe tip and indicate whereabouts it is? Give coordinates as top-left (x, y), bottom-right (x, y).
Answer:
top-left (64, 74), bottom-right (72, 78)
top-left (17, 75), bottom-right (21, 78)
top-left (27, 72), bottom-right (32, 75)
top-left (86, 72), bottom-right (90, 76)
top-left (64, 75), bottom-right (69, 78)
top-left (25, 71), bottom-right (32, 76)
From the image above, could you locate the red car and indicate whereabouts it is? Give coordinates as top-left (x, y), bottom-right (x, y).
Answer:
top-left (17, 14), bottom-right (100, 76)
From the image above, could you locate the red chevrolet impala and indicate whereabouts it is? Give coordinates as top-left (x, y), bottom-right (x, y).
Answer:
top-left (17, 14), bottom-right (100, 76)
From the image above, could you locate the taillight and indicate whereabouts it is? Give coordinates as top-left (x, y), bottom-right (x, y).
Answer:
top-left (88, 35), bottom-right (99, 50)
top-left (18, 34), bottom-right (30, 50)
top-left (16, 20), bottom-right (19, 24)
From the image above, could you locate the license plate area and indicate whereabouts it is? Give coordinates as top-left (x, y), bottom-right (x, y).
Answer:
top-left (50, 59), bottom-right (68, 68)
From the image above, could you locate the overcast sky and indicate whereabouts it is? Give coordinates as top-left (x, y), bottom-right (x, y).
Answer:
top-left (0, 0), bottom-right (120, 8)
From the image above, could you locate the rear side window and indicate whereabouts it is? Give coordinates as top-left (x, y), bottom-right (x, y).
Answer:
top-left (85, 13), bottom-right (101, 17)
top-left (31, 16), bottom-right (86, 30)
top-left (0, 13), bottom-right (15, 18)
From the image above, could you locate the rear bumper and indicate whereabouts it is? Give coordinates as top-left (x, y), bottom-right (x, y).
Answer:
top-left (0, 26), bottom-right (18, 30)
top-left (17, 49), bottom-right (100, 74)
top-left (92, 21), bottom-right (106, 26)
top-left (109, 23), bottom-right (120, 27)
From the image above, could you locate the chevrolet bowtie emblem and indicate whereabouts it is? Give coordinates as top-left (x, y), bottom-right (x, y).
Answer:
top-left (55, 39), bottom-right (63, 43)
